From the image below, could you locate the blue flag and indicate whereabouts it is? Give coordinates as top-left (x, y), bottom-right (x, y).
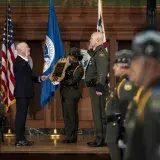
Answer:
top-left (40, 0), bottom-right (64, 107)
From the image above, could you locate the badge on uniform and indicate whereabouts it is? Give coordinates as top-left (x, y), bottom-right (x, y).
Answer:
top-left (124, 83), bottom-right (132, 91)
top-left (150, 94), bottom-right (160, 112)
top-left (99, 52), bottom-right (105, 57)
top-left (79, 67), bottom-right (84, 73)
top-left (89, 58), bottom-right (93, 65)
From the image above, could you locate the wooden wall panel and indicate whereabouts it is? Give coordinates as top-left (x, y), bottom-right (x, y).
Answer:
top-left (80, 41), bottom-right (89, 50)
top-left (0, 7), bottom-right (149, 41)
top-left (0, 0), bottom-right (154, 7)
top-left (118, 40), bottom-right (132, 50)
top-left (51, 89), bottom-right (63, 121)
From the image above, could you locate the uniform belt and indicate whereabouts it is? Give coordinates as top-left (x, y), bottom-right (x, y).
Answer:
top-left (85, 79), bottom-right (96, 87)
top-left (106, 114), bottom-right (121, 123)
top-left (86, 78), bottom-right (109, 87)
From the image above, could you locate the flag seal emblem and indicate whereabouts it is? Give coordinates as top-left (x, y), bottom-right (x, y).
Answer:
top-left (43, 35), bottom-right (55, 72)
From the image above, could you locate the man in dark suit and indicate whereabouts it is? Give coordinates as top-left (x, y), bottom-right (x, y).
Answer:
top-left (13, 42), bottom-right (48, 146)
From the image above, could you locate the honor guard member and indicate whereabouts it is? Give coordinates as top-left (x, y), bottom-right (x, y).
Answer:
top-left (105, 49), bottom-right (137, 160)
top-left (60, 47), bottom-right (84, 143)
top-left (85, 32), bottom-right (109, 147)
top-left (124, 30), bottom-right (160, 160)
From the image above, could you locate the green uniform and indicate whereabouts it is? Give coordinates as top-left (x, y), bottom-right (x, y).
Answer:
top-left (124, 79), bottom-right (160, 160)
top-left (60, 62), bottom-right (84, 142)
top-left (85, 45), bottom-right (109, 142)
top-left (105, 75), bottom-right (137, 160)
top-left (124, 86), bottom-right (144, 144)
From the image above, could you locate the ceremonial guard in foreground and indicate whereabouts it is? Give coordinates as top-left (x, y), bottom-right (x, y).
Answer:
top-left (105, 50), bottom-right (137, 160)
top-left (125, 30), bottom-right (160, 160)
top-left (85, 32), bottom-right (109, 147)
top-left (59, 47), bottom-right (84, 143)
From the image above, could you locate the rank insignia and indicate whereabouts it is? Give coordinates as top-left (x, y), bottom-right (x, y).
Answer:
top-left (99, 52), bottom-right (105, 57)
top-left (124, 83), bottom-right (132, 90)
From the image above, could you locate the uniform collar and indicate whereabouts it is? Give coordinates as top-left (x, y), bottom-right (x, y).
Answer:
top-left (119, 74), bottom-right (128, 81)
top-left (94, 45), bottom-right (104, 53)
top-left (18, 55), bottom-right (28, 62)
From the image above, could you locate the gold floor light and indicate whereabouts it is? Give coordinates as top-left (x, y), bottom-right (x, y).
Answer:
top-left (4, 128), bottom-right (15, 137)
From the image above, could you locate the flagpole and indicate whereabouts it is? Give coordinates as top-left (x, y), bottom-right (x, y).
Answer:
top-left (45, 0), bottom-right (59, 142)
top-left (4, 0), bottom-right (15, 137)
top-left (49, 42), bottom-right (59, 140)
top-left (54, 90), bottom-right (57, 134)
top-left (97, 0), bottom-right (110, 91)
top-left (42, 0), bottom-right (63, 141)
top-left (50, 88), bottom-right (60, 143)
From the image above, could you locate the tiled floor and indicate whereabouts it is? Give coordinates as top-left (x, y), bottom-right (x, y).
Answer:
top-left (0, 135), bottom-right (109, 153)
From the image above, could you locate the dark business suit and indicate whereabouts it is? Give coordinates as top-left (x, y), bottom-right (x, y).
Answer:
top-left (13, 56), bottom-right (40, 143)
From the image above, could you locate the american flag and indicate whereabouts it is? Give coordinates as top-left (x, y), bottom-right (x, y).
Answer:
top-left (97, 0), bottom-right (108, 52)
top-left (97, 0), bottom-right (110, 89)
top-left (1, 2), bottom-right (16, 111)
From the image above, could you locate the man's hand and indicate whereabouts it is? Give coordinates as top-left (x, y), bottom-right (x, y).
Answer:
top-left (56, 76), bottom-right (64, 82)
top-left (118, 140), bottom-right (126, 149)
top-left (40, 75), bottom-right (49, 81)
top-left (96, 91), bottom-right (103, 96)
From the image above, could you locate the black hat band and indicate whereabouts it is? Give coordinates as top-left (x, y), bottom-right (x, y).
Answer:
top-left (115, 58), bottom-right (130, 64)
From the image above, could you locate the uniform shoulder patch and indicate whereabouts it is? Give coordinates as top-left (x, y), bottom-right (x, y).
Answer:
top-left (99, 52), bottom-right (105, 57)
top-left (73, 65), bottom-right (84, 75)
top-left (79, 66), bottom-right (84, 73)
top-left (77, 65), bottom-right (84, 73)
top-left (124, 82), bottom-right (132, 91)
